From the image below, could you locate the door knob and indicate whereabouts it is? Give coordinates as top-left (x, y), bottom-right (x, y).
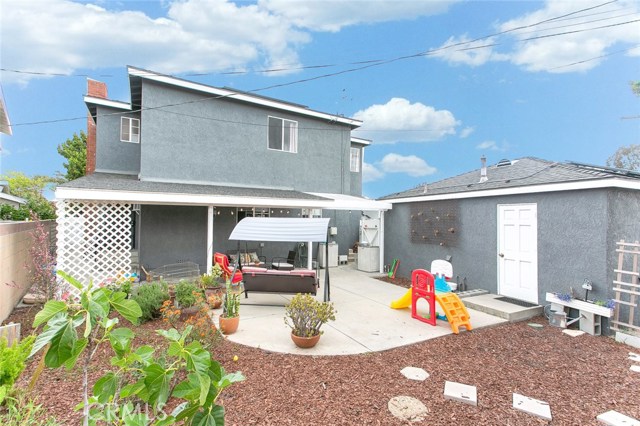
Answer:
top-left (499, 253), bottom-right (504, 258)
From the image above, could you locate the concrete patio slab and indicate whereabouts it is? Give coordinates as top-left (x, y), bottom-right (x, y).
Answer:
top-left (219, 264), bottom-right (507, 355)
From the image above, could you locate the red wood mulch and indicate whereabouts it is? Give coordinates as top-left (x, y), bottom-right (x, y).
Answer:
top-left (4, 284), bottom-right (640, 425)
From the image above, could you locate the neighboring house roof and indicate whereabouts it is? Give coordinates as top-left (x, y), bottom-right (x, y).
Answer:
top-left (381, 157), bottom-right (640, 203)
top-left (0, 181), bottom-right (27, 205)
top-left (85, 66), bottom-right (362, 128)
top-left (57, 173), bottom-right (391, 211)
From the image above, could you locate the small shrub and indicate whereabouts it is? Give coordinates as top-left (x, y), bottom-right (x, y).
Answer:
top-left (284, 293), bottom-right (336, 337)
top-left (174, 280), bottom-right (202, 308)
top-left (0, 335), bottom-right (36, 404)
top-left (131, 282), bottom-right (169, 322)
top-left (0, 392), bottom-right (61, 425)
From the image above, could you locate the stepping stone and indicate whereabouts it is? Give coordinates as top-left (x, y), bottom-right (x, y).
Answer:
top-left (527, 323), bottom-right (543, 329)
top-left (444, 381), bottom-right (477, 406)
top-left (562, 329), bottom-right (585, 337)
top-left (513, 393), bottom-right (552, 421)
top-left (388, 396), bottom-right (429, 422)
top-left (401, 366), bottom-right (430, 381)
top-left (597, 410), bottom-right (640, 426)
top-left (631, 365), bottom-right (640, 373)
top-left (628, 353), bottom-right (640, 362)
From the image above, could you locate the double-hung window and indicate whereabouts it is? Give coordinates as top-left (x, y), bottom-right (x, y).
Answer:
top-left (120, 117), bottom-right (140, 143)
top-left (268, 116), bottom-right (298, 153)
top-left (350, 147), bottom-right (361, 172)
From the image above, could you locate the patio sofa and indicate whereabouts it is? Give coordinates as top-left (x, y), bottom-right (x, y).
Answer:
top-left (241, 266), bottom-right (318, 297)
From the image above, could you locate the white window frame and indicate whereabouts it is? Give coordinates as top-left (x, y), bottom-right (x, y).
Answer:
top-left (301, 208), bottom-right (322, 218)
top-left (268, 116), bottom-right (298, 153)
top-left (350, 147), bottom-right (361, 172)
top-left (120, 117), bottom-right (140, 143)
top-left (237, 207), bottom-right (271, 223)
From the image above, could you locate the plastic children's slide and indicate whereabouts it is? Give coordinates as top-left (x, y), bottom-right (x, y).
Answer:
top-left (390, 288), bottom-right (473, 334)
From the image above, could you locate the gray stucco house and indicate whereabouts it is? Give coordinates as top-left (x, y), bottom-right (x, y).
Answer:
top-left (55, 66), bottom-right (389, 286)
top-left (380, 157), bottom-right (640, 312)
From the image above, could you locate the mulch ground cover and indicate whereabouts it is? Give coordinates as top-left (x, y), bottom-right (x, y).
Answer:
top-left (4, 280), bottom-right (640, 425)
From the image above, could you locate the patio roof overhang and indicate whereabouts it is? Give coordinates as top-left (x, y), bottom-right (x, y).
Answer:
top-left (55, 174), bottom-right (392, 211)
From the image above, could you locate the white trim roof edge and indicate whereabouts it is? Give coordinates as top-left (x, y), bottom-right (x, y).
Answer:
top-left (351, 137), bottom-right (371, 146)
top-left (84, 96), bottom-right (132, 110)
top-left (55, 187), bottom-right (392, 211)
top-left (386, 178), bottom-right (640, 204)
top-left (0, 192), bottom-right (27, 205)
top-left (127, 66), bottom-right (361, 128)
top-left (56, 187), bottom-right (335, 208)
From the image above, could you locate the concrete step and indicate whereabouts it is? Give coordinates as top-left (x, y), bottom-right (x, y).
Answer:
top-left (462, 293), bottom-right (543, 322)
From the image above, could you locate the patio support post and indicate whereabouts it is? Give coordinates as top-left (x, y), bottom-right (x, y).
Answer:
top-left (379, 210), bottom-right (385, 274)
top-left (323, 228), bottom-right (330, 302)
top-left (307, 240), bottom-right (312, 270)
top-left (207, 206), bottom-right (214, 274)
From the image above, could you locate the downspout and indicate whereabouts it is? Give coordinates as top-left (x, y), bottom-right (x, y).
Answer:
top-left (207, 206), bottom-right (214, 274)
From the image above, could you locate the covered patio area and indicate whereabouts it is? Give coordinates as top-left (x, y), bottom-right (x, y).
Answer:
top-left (218, 264), bottom-right (506, 355)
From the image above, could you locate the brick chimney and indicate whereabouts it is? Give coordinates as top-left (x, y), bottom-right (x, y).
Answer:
top-left (86, 78), bottom-right (108, 175)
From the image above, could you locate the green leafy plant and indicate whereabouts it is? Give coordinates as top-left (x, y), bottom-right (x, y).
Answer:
top-left (174, 280), bottom-right (202, 309)
top-left (29, 271), bottom-right (244, 426)
top-left (284, 293), bottom-right (336, 338)
top-left (198, 264), bottom-right (223, 289)
top-left (0, 335), bottom-right (35, 404)
top-left (131, 281), bottom-right (169, 322)
top-left (222, 280), bottom-right (240, 319)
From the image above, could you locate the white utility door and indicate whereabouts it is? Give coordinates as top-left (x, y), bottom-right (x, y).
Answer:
top-left (497, 204), bottom-right (538, 304)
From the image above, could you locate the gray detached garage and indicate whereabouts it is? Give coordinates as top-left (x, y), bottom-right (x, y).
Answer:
top-left (380, 157), bottom-right (640, 331)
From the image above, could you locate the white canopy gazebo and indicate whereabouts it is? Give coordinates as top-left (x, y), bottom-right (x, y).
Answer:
top-left (229, 217), bottom-right (334, 301)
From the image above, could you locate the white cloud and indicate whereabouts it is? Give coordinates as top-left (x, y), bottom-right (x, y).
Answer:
top-left (431, 35), bottom-right (508, 66)
top-left (476, 140), bottom-right (509, 151)
top-left (379, 153), bottom-right (436, 177)
top-left (430, 0), bottom-right (640, 73)
top-left (460, 126), bottom-right (474, 138)
top-left (352, 98), bottom-right (460, 144)
top-left (499, 0), bottom-right (640, 73)
top-left (258, 0), bottom-right (458, 32)
top-left (476, 141), bottom-right (498, 150)
top-left (362, 162), bottom-right (384, 182)
top-left (1, 0), bottom-right (309, 84)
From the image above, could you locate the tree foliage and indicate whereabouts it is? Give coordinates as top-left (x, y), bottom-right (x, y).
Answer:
top-left (631, 80), bottom-right (640, 97)
top-left (607, 144), bottom-right (640, 171)
top-left (57, 131), bottom-right (87, 181)
top-left (1, 172), bottom-right (60, 219)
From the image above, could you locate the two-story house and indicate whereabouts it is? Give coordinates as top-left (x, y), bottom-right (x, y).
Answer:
top-left (55, 66), bottom-right (390, 286)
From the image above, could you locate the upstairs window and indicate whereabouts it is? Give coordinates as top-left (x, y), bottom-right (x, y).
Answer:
top-left (350, 147), bottom-right (361, 172)
top-left (121, 117), bottom-right (140, 143)
top-left (268, 116), bottom-right (297, 153)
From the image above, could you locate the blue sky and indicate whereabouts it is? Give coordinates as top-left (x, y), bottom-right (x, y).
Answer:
top-left (1, 0), bottom-right (638, 199)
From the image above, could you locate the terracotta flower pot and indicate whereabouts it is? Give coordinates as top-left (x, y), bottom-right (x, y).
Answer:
top-left (219, 315), bottom-right (240, 334)
top-left (291, 332), bottom-right (321, 349)
top-left (204, 287), bottom-right (223, 309)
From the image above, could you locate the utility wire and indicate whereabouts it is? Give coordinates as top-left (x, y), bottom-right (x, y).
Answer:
top-left (8, 0), bottom-right (636, 129)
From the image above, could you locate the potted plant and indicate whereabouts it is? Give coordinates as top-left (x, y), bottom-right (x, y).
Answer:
top-left (174, 280), bottom-right (203, 321)
top-left (284, 293), bottom-right (336, 348)
top-left (219, 280), bottom-right (241, 334)
top-left (199, 264), bottom-right (224, 309)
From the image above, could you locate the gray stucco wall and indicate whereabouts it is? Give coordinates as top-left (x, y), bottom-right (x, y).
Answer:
top-left (138, 81), bottom-right (354, 194)
top-left (95, 106), bottom-right (141, 174)
top-left (139, 205), bottom-right (208, 272)
top-left (606, 189), bottom-right (640, 327)
top-left (385, 189), bottom-right (615, 305)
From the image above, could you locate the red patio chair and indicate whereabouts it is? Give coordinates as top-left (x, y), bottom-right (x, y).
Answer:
top-left (411, 269), bottom-right (436, 326)
top-left (214, 252), bottom-right (243, 284)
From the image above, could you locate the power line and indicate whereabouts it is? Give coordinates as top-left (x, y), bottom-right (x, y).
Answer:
top-left (7, 0), bottom-right (636, 129)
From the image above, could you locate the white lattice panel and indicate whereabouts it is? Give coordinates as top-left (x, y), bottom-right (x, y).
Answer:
top-left (56, 201), bottom-right (132, 295)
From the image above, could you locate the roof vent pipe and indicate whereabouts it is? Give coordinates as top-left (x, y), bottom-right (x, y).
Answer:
top-left (479, 156), bottom-right (488, 183)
